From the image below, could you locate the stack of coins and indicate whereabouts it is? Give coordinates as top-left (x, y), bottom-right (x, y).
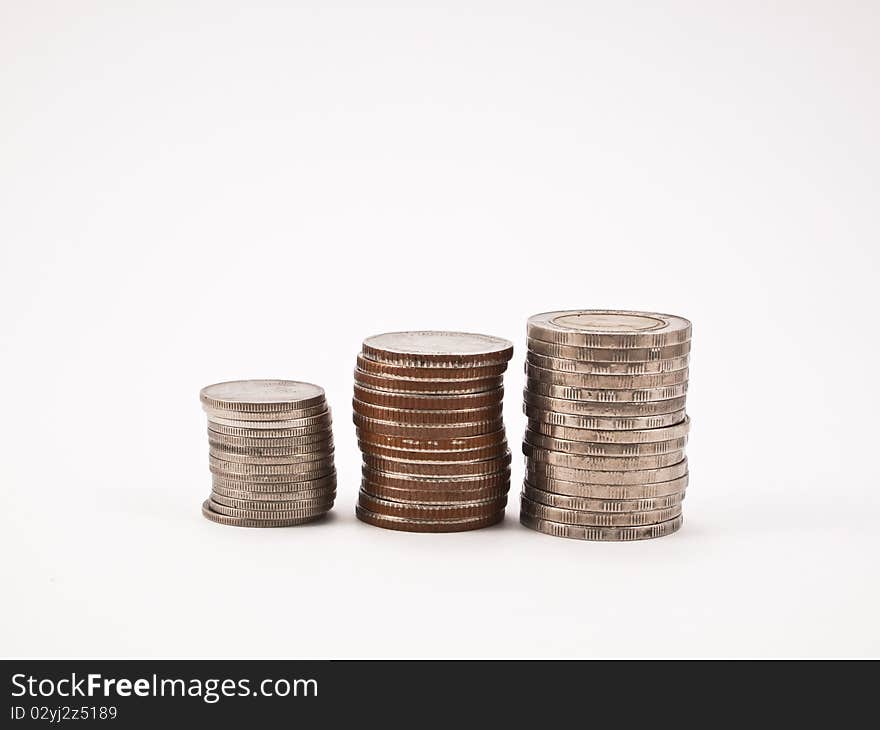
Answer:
top-left (200, 380), bottom-right (336, 527)
top-left (353, 332), bottom-right (514, 532)
top-left (520, 310), bottom-right (692, 541)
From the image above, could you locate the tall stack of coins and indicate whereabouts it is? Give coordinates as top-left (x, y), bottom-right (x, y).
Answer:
top-left (353, 332), bottom-right (514, 532)
top-left (520, 311), bottom-right (691, 541)
top-left (200, 380), bottom-right (336, 527)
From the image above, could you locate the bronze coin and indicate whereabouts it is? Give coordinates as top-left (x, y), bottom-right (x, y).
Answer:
top-left (354, 414), bottom-right (504, 438)
top-left (353, 399), bottom-right (503, 424)
top-left (358, 492), bottom-right (508, 519)
top-left (354, 368), bottom-right (504, 394)
top-left (355, 505), bottom-right (505, 533)
top-left (353, 384), bottom-right (504, 410)
top-left (362, 451), bottom-right (511, 477)
top-left (361, 479), bottom-right (509, 504)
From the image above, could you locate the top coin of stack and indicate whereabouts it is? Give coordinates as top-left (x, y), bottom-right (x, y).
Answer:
top-left (520, 310), bottom-right (692, 541)
top-left (200, 380), bottom-right (336, 527)
top-left (353, 331), bottom-right (514, 532)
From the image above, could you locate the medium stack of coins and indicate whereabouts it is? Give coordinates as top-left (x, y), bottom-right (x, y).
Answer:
top-left (520, 311), bottom-right (691, 541)
top-left (200, 380), bottom-right (336, 527)
top-left (353, 332), bottom-right (514, 532)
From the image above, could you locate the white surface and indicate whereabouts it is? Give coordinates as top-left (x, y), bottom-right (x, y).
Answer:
top-left (2, 1), bottom-right (878, 658)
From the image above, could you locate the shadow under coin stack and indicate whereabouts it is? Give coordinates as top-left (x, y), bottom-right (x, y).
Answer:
top-left (520, 311), bottom-right (692, 541)
top-left (353, 332), bottom-right (514, 532)
top-left (200, 380), bottom-right (336, 527)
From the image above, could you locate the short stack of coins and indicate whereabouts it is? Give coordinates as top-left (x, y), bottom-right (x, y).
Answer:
top-left (520, 310), bottom-right (692, 541)
top-left (353, 331), bottom-right (514, 532)
top-left (200, 380), bottom-right (336, 527)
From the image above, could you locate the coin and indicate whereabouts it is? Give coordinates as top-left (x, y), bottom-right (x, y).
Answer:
top-left (524, 362), bottom-right (688, 389)
top-left (353, 399), bottom-right (504, 424)
top-left (358, 492), bottom-right (508, 520)
top-left (523, 392), bottom-right (687, 416)
top-left (354, 414), bottom-right (504, 438)
top-left (353, 384), bottom-right (504, 411)
top-left (527, 351), bottom-right (690, 374)
top-left (356, 505), bottom-right (505, 532)
top-left (521, 483), bottom-right (684, 512)
top-left (208, 455), bottom-right (335, 477)
top-left (361, 331), bottom-right (514, 367)
top-left (210, 493), bottom-right (336, 511)
top-left (358, 440), bottom-right (509, 462)
top-left (524, 405), bottom-right (687, 430)
top-left (527, 310), bottom-right (692, 349)
top-left (525, 379), bottom-right (688, 403)
top-left (361, 480), bottom-right (510, 504)
top-left (202, 500), bottom-right (327, 527)
top-left (208, 431), bottom-right (333, 448)
top-left (212, 473), bottom-right (337, 493)
top-left (203, 403), bottom-right (329, 422)
top-left (211, 483), bottom-right (337, 501)
top-left (207, 419), bottom-right (333, 438)
top-left (363, 465), bottom-right (511, 490)
top-left (206, 411), bottom-right (332, 429)
top-left (356, 354), bottom-right (508, 380)
top-left (526, 417), bottom-right (691, 443)
top-left (208, 439), bottom-right (333, 458)
top-left (356, 428), bottom-right (507, 451)
top-left (522, 444), bottom-right (686, 470)
top-left (520, 512), bottom-right (683, 541)
top-left (208, 447), bottom-right (335, 465)
top-left (523, 429), bottom-right (687, 456)
top-left (354, 368), bottom-right (504, 394)
top-left (362, 451), bottom-right (512, 477)
top-left (208, 498), bottom-right (334, 520)
top-left (520, 495), bottom-right (681, 527)
top-left (524, 473), bottom-right (688, 499)
top-left (200, 380), bottom-right (326, 413)
top-left (527, 458), bottom-right (687, 485)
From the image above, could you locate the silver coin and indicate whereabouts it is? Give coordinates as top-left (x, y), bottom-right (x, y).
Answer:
top-left (525, 379), bottom-right (688, 403)
top-left (203, 403), bottom-right (328, 422)
top-left (523, 393), bottom-right (688, 417)
top-left (200, 380), bottom-right (326, 413)
top-left (208, 431), bottom-right (333, 448)
top-left (524, 361), bottom-right (688, 388)
top-left (211, 484), bottom-right (337, 501)
top-left (210, 492), bottom-right (336, 511)
top-left (201, 501), bottom-right (326, 528)
top-left (520, 494), bottom-right (682, 527)
top-left (521, 483), bottom-right (685, 512)
top-left (524, 429), bottom-right (687, 456)
top-left (527, 351), bottom-right (690, 374)
top-left (207, 498), bottom-right (333, 521)
top-left (212, 473), bottom-right (337, 493)
top-left (523, 444), bottom-right (686, 470)
top-left (527, 310), bottom-right (691, 349)
top-left (208, 440), bottom-right (334, 458)
top-left (208, 455), bottom-right (335, 477)
top-left (524, 405), bottom-right (687, 430)
top-left (362, 331), bottom-right (513, 366)
top-left (526, 416), bottom-right (691, 443)
top-left (207, 420), bottom-right (333, 438)
top-left (208, 446), bottom-right (335, 465)
top-left (527, 458), bottom-right (687, 485)
top-left (206, 411), bottom-right (332, 429)
top-left (525, 473), bottom-right (688, 499)
top-left (520, 512), bottom-right (683, 541)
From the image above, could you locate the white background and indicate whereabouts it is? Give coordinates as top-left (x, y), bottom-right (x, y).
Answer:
top-left (2, 1), bottom-right (878, 658)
